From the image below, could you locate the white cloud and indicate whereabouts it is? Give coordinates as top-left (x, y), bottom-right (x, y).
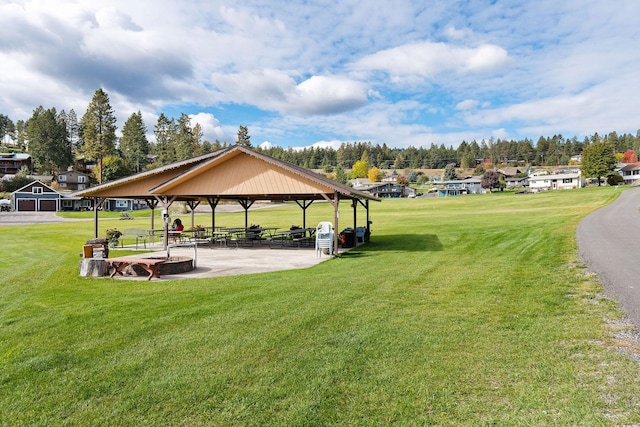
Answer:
top-left (456, 99), bottom-right (479, 111)
top-left (188, 112), bottom-right (228, 143)
top-left (444, 25), bottom-right (473, 41)
top-left (1, 0), bottom-right (639, 153)
top-left (350, 41), bottom-right (510, 79)
top-left (210, 71), bottom-right (368, 115)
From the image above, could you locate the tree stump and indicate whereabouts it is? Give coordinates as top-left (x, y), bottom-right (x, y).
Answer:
top-left (79, 258), bottom-right (109, 277)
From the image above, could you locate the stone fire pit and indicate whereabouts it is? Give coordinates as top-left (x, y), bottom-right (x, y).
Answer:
top-left (124, 256), bottom-right (194, 277)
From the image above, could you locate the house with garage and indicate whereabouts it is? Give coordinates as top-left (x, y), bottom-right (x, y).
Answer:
top-left (11, 179), bottom-right (93, 212)
top-left (528, 172), bottom-right (584, 191)
top-left (11, 180), bottom-right (62, 212)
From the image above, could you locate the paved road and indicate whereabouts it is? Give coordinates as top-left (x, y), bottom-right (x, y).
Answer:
top-left (0, 211), bottom-right (91, 226)
top-left (577, 187), bottom-right (640, 330)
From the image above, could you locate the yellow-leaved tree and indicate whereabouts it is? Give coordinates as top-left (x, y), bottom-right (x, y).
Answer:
top-left (368, 167), bottom-right (382, 182)
top-left (351, 160), bottom-right (368, 178)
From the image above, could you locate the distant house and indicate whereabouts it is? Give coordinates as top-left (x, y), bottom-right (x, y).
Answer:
top-left (528, 172), bottom-right (584, 191)
top-left (505, 177), bottom-right (528, 188)
top-left (102, 198), bottom-right (148, 212)
top-left (11, 180), bottom-right (62, 212)
top-left (0, 153), bottom-right (31, 176)
top-left (497, 167), bottom-right (522, 178)
top-left (57, 170), bottom-right (90, 191)
top-left (438, 177), bottom-right (485, 196)
top-left (59, 196), bottom-right (92, 212)
top-left (11, 179), bottom-right (92, 212)
top-left (619, 163), bottom-right (640, 185)
top-left (351, 178), bottom-right (414, 198)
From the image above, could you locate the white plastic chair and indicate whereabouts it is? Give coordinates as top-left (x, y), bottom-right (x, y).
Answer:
top-left (355, 226), bottom-right (366, 244)
top-left (315, 221), bottom-right (334, 257)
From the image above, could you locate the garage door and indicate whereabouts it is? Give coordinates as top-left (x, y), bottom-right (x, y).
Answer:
top-left (18, 199), bottom-right (36, 211)
top-left (40, 200), bottom-right (57, 211)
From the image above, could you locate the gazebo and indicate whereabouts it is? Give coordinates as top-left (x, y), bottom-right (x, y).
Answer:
top-left (73, 145), bottom-right (379, 254)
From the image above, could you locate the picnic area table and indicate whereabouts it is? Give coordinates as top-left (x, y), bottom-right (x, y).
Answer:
top-left (106, 256), bottom-right (167, 281)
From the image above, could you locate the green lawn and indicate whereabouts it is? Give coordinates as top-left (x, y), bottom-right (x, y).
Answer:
top-left (2, 187), bottom-right (640, 425)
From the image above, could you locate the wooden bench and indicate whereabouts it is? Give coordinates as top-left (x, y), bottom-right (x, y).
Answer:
top-left (105, 257), bottom-right (167, 281)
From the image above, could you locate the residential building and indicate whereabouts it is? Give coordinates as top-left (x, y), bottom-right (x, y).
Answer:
top-left (11, 180), bottom-right (62, 211)
top-left (438, 177), bottom-right (485, 196)
top-left (619, 163), bottom-right (640, 185)
top-left (57, 170), bottom-right (91, 191)
top-left (0, 153), bottom-right (31, 176)
top-left (351, 178), bottom-right (414, 198)
top-left (528, 172), bottom-right (584, 191)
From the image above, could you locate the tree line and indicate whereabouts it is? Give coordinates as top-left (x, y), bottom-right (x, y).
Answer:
top-left (256, 133), bottom-right (640, 172)
top-left (1, 87), bottom-right (639, 184)
top-left (0, 89), bottom-right (244, 184)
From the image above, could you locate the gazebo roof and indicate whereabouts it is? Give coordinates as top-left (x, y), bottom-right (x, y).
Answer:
top-left (74, 145), bottom-right (378, 203)
top-left (73, 150), bottom-right (224, 200)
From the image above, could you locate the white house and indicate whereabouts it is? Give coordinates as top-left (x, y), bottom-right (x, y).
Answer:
top-left (618, 163), bottom-right (640, 185)
top-left (528, 172), bottom-right (584, 191)
top-left (438, 177), bottom-right (485, 196)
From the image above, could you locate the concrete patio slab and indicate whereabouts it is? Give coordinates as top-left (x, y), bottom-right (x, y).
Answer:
top-left (105, 243), bottom-right (335, 281)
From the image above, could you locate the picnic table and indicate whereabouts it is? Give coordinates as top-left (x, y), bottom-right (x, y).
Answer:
top-left (106, 256), bottom-right (167, 281)
top-left (268, 227), bottom-right (315, 248)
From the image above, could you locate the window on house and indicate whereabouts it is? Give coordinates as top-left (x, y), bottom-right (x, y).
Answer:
top-left (59, 183), bottom-right (67, 188)
top-left (32, 187), bottom-right (43, 194)
top-left (62, 200), bottom-right (72, 208)
top-left (78, 184), bottom-right (85, 190)
top-left (78, 176), bottom-right (86, 183)
top-left (58, 175), bottom-right (66, 181)
top-left (563, 178), bottom-right (573, 183)
top-left (115, 200), bottom-right (128, 208)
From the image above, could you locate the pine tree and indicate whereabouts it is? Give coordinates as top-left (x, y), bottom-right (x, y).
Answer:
top-left (26, 106), bottom-right (72, 174)
top-left (120, 111), bottom-right (149, 173)
top-left (80, 89), bottom-right (117, 183)
top-left (175, 113), bottom-right (196, 161)
top-left (153, 113), bottom-right (176, 166)
top-left (0, 114), bottom-right (15, 144)
top-left (236, 125), bottom-right (251, 147)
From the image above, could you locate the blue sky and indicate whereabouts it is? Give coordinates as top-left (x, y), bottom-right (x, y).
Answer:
top-left (1, 0), bottom-right (639, 150)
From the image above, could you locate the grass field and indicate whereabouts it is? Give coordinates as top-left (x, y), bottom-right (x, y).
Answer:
top-left (2, 187), bottom-right (640, 425)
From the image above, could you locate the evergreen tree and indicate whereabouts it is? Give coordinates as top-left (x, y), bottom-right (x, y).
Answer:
top-left (0, 114), bottom-right (15, 144)
top-left (443, 163), bottom-right (457, 181)
top-left (175, 113), bottom-right (196, 160)
top-left (334, 165), bottom-right (348, 184)
top-left (26, 106), bottom-right (73, 174)
top-left (80, 88), bottom-right (117, 183)
top-left (236, 125), bottom-right (251, 147)
top-left (66, 109), bottom-right (80, 152)
top-left (153, 113), bottom-right (176, 166)
top-left (192, 123), bottom-right (204, 155)
top-left (120, 111), bottom-right (149, 173)
top-left (15, 120), bottom-right (26, 151)
top-left (580, 140), bottom-right (616, 186)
